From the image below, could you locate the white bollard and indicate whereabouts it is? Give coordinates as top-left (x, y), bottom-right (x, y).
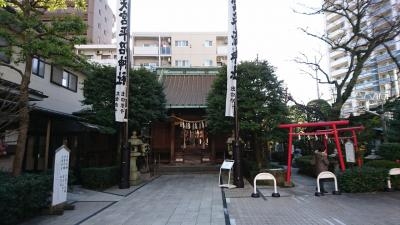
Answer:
top-left (386, 168), bottom-right (400, 191)
top-left (251, 173), bottom-right (280, 198)
top-left (315, 171), bottom-right (341, 196)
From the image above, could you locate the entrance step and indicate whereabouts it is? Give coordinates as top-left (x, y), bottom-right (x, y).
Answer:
top-left (155, 163), bottom-right (220, 174)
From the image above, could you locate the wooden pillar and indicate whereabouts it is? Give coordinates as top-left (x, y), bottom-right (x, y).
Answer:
top-left (332, 124), bottom-right (346, 171)
top-left (170, 121), bottom-right (175, 163)
top-left (286, 127), bottom-right (293, 183)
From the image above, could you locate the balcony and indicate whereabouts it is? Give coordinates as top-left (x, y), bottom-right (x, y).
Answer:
top-left (217, 46), bottom-right (228, 55)
top-left (328, 28), bottom-right (346, 40)
top-left (377, 63), bottom-right (397, 73)
top-left (358, 69), bottom-right (377, 79)
top-left (331, 67), bottom-right (348, 78)
top-left (133, 46), bottom-right (158, 55)
top-left (160, 47), bottom-right (171, 55)
top-left (331, 57), bottom-right (348, 68)
top-left (375, 50), bottom-right (400, 62)
top-left (355, 80), bottom-right (379, 89)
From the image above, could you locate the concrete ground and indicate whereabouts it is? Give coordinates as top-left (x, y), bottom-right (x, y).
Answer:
top-left (20, 171), bottom-right (400, 225)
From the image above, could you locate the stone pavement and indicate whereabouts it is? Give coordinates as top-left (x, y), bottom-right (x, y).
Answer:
top-left (21, 171), bottom-right (400, 225)
top-left (22, 174), bottom-right (225, 225)
top-left (224, 170), bottom-right (400, 225)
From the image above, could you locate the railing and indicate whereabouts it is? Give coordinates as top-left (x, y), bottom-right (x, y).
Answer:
top-left (133, 46), bottom-right (158, 55)
top-left (217, 46), bottom-right (227, 55)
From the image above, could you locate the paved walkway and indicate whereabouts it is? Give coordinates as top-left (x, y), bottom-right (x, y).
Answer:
top-left (224, 170), bottom-right (400, 225)
top-left (21, 171), bottom-right (400, 225)
top-left (22, 174), bottom-right (225, 225)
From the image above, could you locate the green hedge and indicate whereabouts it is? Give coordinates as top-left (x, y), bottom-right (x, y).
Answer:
top-left (295, 155), bottom-right (315, 177)
top-left (80, 166), bottom-right (119, 190)
top-left (379, 143), bottom-right (400, 161)
top-left (0, 172), bottom-right (52, 225)
top-left (337, 167), bottom-right (388, 193)
top-left (364, 160), bottom-right (399, 169)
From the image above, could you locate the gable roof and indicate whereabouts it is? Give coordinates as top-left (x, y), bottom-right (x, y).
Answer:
top-left (161, 74), bottom-right (216, 108)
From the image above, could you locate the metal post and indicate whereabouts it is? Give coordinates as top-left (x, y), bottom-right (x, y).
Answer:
top-left (119, 123), bottom-right (130, 189)
top-left (118, 0), bottom-right (131, 189)
top-left (233, 102), bottom-right (243, 188)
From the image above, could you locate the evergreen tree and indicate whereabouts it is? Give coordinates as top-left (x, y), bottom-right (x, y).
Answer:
top-left (0, 1), bottom-right (87, 175)
top-left (207, 60), bottom-right (289, 167)
top-left (82, 66), bottom-right (166, 134)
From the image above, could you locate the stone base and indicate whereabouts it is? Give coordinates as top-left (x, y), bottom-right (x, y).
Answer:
top-left (130, 178), bottom-right (142, 186)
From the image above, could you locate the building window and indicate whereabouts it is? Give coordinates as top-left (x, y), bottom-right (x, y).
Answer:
top-left (99, 9), bottom-right (101, 16)
top-left (175, 60), bottom-right (190, 67)
top-left (204, 40), bottom-right (213, 47)
top-left (32, 58), bottom-right (45, 78)
top-left (51, 66), bottom-right (78, 92)
top-left (98, 23), bottom-right (101, 29)
top-left (203, 60), bottom-right (213, 67)
top-left (175, 40), bottom-right (189, 47)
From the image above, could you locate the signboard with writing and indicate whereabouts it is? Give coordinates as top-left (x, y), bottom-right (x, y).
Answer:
top-left (345, 140), bottom-right (355, 163)
top-left (115, 0), bottom-right (130, 122)
top-left (221, 159), bottom-right (235, 170)
top-left (51, 145), bottom-right (70, 206)
top-left (225, 0), bottom-right (238, 117)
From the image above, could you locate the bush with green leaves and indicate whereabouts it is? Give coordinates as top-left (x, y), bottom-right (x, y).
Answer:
top-left (80, 166), bottom-right (119, 190)
top-left (0, 172), bottom-right (52, 225)
top-left (295, 155), bottom-right (315, 177)
top-left (337, 167), bottom-right (388, 193)
top-left (364, 160), bottom-right (399, 169)
top-left (378, 143), bottom-right (400, 161)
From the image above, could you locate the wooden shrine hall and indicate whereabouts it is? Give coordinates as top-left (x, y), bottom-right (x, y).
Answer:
top-left (150, 68), bottom-right (228, 164)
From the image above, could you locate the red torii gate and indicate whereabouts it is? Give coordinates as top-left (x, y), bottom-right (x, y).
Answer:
top-left (278, 120), bottom-right (364, 184)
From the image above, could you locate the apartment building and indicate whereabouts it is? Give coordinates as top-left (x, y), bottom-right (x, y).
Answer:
top-left (42, 0), bottom-right (115, 44)
top-left (132, 32), bottom-right (228, 70)
top-left (326, 0), bottom-right (400, 117)
top-left (75, 44), bottom-right (118, 66)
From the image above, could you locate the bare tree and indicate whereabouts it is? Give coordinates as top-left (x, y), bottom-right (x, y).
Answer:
top-left (295, 0), bottom-right (400, 120)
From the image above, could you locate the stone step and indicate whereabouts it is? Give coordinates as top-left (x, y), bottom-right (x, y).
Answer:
top-left (155, 163), bottom-right (220, 174)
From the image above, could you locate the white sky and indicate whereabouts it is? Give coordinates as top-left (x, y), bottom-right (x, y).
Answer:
top-left (109, 0), bottom-right (331, 103)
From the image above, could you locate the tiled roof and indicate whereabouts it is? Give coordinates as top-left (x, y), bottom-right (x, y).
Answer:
top-left (162, 74), bottom-right (216, 108)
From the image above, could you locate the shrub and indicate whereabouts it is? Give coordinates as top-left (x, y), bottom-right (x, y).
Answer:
top-left (242, 158), bottom-right (259, 181)
top-left (271, 151), bottom-right (287, 164)
top-left (0, 172), bottom-right (52, 225)
top-left (379, 143), bottom-right (400, 161)
top-left (364, 160), bottom-right (399, 169)
top-left (80, 166), bottom-right (119, 190)
top-left (295, 155), bottom-right (315, 177)
top-left (337, 167), bottom-right (388, 193)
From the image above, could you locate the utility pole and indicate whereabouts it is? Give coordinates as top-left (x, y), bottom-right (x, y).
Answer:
top-left (315, 56), bottom-right (321, 100)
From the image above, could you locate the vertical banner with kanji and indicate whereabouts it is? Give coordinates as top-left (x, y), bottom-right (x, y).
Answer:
top-left (115, 0), bottom-right (130, 122)
top-left (225, 0), bottom-right (238, 117)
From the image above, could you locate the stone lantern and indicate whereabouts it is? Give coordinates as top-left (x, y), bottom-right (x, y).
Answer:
top-left (128, 131), bottom-right (143, 185)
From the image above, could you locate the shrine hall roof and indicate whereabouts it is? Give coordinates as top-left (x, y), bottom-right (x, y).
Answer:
top-left (161, 73), bottom-right (217, 108)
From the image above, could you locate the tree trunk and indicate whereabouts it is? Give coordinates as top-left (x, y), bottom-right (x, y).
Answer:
top-left (329, 101), bottom-right (343, 121)
top-left (12, 56), bottom-right (32, 176)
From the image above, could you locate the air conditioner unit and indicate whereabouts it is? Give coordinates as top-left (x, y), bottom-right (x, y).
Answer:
top-left (96, 50), bottom-right (102, 55)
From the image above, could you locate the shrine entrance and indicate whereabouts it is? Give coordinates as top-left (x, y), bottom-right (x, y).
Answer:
top-left (278, 120), bottom-right (364, 184)
top-left (173, 116), bottom-right (210, 164)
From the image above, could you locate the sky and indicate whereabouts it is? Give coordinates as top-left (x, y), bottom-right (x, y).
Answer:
top-left (109, 0), bottom-right (330, 104)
